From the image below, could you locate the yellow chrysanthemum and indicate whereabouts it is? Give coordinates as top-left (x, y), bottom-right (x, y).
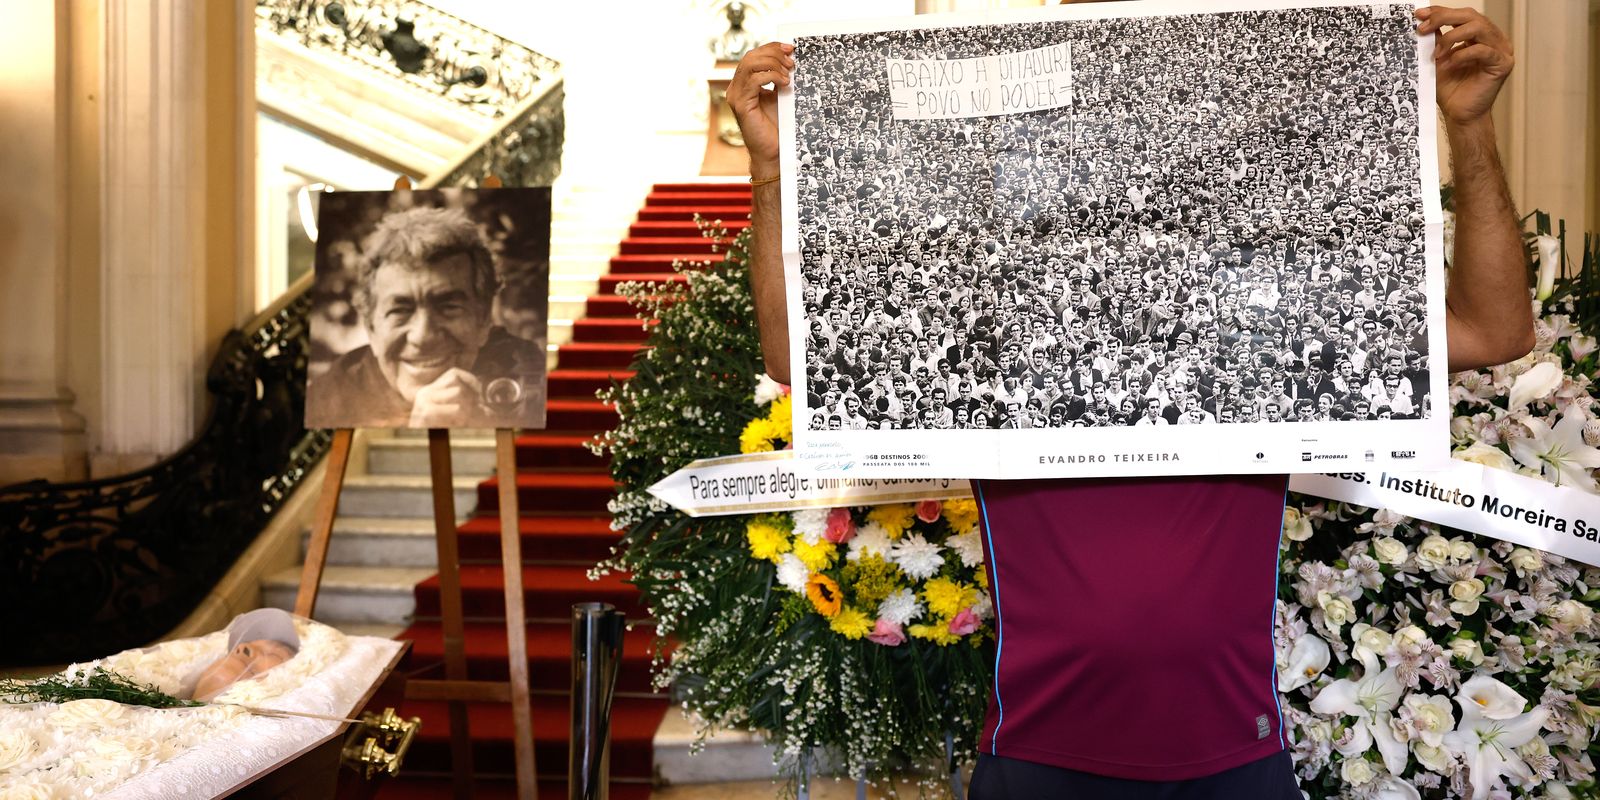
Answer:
top-left (746, 520), bottom-right (791, 563)
top-left (828, 606), bottom-right (873, 639)
top-left (806, 573), bottom-right (843, 617)
top-left (943, 498), bottom-right (980, 533)
top-left (769, 394), bottom-right (793, 442)
top-left (909, 622), bottom-right (960, 646)
top-left (867, 503), bottom-right (917, 540)
top-left (922, 577), bottom-right (977, 619)
top-left (792, 537), bottom-right (838, 572)
top-left (975, 568), bottom-right (988, 590)
top-left (740, 417), bottom-right (781, 453)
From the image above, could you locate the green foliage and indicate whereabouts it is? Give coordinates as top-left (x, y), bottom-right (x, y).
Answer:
top-left (0, 666), bottom-right (200, 709)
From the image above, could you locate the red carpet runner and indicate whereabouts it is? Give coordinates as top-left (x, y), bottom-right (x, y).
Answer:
top-left (375, 182), bottom-right (754, 798)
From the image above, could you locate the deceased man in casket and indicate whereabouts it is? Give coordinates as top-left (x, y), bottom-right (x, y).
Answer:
top-left (0, 609), bottom-right (402, 799)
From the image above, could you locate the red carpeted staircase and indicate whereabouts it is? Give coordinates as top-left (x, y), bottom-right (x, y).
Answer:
top-left (375, 182), bottom-right (754, 799)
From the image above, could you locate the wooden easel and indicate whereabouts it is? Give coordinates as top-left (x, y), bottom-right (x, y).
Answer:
top-left (295, 175), bottom-right (539, 800)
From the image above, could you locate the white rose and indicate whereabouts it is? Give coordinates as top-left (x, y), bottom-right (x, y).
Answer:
top-left (1402, 694), bottom-right (1455, 748)
top-left (1448, 539), bottom-right (1477, 563)
top-left (1448, 637), bottom-right (1484, 666)
top-left (0, 728), bottom-right (39, 772)
top-left (1351, 623), bottom-right (1393, 654)
top-left (1413, 741), bottom-right (1455, 774)
top-left (1508, 547), bottom-right (1544, 576)
top-left (1549, 599), bottom-right (1594, 629)
top-left (1304, 718), bottom-right (1334, 743)
top-left (1449, 577), bottom-right (1486, 615)
top-left (1416, 535), bottom-right (1452, 570)
top-left (1318, 592), bottom-right (1356, 630)
top-left (1283, 507), bottom-right (1314, 541)
top-left (1455, 441), bottom-right (1517, 472)
top-left (1450, 415), bottom-right (1477, 443)
top-left (1372, 537), bottom-right (1408, 566)
top-left (1395, 625), bottom-right (1429, 649)
top-left (1340, 756), bottom-right (1376, 785)
top-left (47, 698), bottom-right (125, 730)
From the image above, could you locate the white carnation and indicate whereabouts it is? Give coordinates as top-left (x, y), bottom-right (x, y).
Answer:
top-left (946, 530), bottom-right (985, 568)
top-left (847, 522), bottom-right (893, 561)
top-left (754, 373), bottom-right (787, 405)
top-left (889, 534), bottom-right (945, 580)
top-left (775, 553), bottom-right (810, 594)
top-left (791, 509), bottom-right (829, 545)
top-left (877, 588), bottom-right (923, 626)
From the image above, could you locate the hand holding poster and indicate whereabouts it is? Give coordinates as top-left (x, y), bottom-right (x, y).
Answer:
top-left (777, 0), bottom-right (1446, 478)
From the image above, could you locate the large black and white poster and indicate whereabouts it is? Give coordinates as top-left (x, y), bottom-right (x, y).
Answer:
top-left (779, 0), bottom-right (1447, 479)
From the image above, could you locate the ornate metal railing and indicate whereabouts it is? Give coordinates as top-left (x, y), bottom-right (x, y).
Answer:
top-left (0, 5), bottom-right (564, 665)
top-left (254, 0), bottom-right (561, 120)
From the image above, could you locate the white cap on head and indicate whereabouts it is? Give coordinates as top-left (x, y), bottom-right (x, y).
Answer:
top-left (226, 608), bottom-right (300, 652)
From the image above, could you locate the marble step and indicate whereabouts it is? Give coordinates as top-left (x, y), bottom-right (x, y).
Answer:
top-left (300, 517), bottom-right (454, 568)
top-left (336, 473), bottom-right (479, 518)
top-left (550, 294), bottom-right (591, 322)
top-left (653, 706), bottom-right (778, 785)
top-left (366, 435), bottom-right (498, 475)
top-left (260, 564), bottom-right (434, 625)
top-left (550, 276), bottom-right (600, 297)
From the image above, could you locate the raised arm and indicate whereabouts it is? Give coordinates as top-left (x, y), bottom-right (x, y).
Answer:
top-left (1416, 6), bottom-right (1536, 371)
top-left (728, 42), bottom-right (796, 384)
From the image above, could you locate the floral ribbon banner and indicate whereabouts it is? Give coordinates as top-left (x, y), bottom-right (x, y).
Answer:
top-left (1292, 462), bottom-right (1600, 568)
top-left (647, 450), bottom-right (970, 517)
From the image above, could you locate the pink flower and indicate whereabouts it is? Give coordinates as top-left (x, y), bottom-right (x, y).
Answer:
top-left (915, 500), bottom-right (943, 524)
top-left (948, 607), bottom-right (981, 636)
top-left (824, 507), bottom-right (856, 544)
top-left (867, 618), bottom-right (906, 646)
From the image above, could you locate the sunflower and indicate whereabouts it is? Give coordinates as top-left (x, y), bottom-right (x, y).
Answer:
top-left (806, 573), bottom-right (843, 618)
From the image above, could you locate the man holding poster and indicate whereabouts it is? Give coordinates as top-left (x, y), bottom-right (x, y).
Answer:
top-left (730, 2), bottom-right (1533, 797)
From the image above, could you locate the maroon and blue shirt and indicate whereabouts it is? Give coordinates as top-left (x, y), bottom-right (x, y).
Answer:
top-left (972, 473), bottom-right (1290, 781)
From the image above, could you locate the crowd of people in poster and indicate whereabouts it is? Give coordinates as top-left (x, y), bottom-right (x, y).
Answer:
top-left (792, 4), bottom-right (1435, 432)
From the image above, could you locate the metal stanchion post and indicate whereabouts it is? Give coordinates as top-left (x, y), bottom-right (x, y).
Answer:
top-left (570, 602), bottom-right (625, 800)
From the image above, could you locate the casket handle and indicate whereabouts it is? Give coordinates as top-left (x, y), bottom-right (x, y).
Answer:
top-left (341, 707), bottom-right (422, 779)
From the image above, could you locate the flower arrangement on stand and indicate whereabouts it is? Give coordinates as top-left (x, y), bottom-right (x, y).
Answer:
top-left (595, 225), bottom-right (991, 793)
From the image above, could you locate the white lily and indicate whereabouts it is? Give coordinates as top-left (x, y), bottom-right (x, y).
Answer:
top-left (1534, 234), bottom-right (1560, 301)
top-left (1371, 775), bottom-right (1422, 800)
top-left (1443, 704), bottom-right (1549, 800)
top-left (1508, 361), bottom-right (1562, 410)
top-left (1508, 411), bottom-right (1600, 490)
top-left (1456, 674), bottom-right (1528, 720)
top-left (1279, 633), bottom-right (1331, 692)
top-left (1310, 647), bottom-right (1408, 775)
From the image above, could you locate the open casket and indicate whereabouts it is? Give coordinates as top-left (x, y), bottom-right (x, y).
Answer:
top-left (0, 614), bottom-right (408, 799)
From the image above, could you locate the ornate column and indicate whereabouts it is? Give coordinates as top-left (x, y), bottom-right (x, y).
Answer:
top-left (97, 0), bottom-right (208, 469)
top-left (0, 0), bottom-right (87, 484)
